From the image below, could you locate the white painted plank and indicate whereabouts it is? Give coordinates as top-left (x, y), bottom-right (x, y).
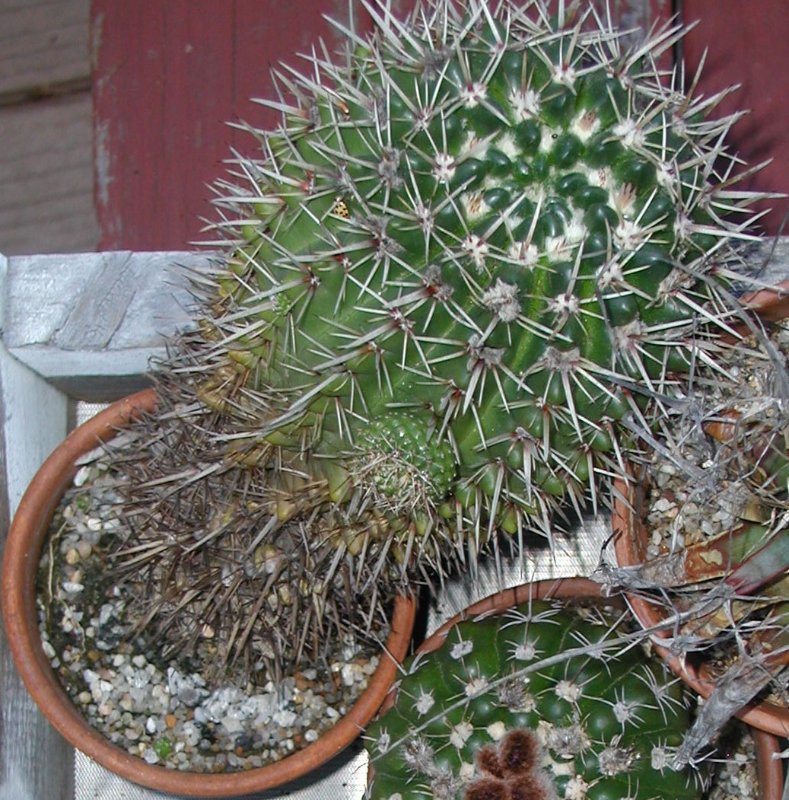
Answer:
top-left (0, 0), bottom-right (90, 98)
top-left (0, 253), bottom-right (74, 800)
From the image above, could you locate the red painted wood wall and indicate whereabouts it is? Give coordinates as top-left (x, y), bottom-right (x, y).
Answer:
top-left (91, 1), bottom-right (788, 251)
top-left (681, 0), bottom-right (789, 235)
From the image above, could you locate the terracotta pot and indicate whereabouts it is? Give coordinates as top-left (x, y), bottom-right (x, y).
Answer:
top-left (386, 577), bottom-right (785, 800)
top-left (612, 475), bottom-right (789, 739)
top-left (1, 388), bottom-right (417, 797)
top-left (612, 281), bottom-right (789, 739)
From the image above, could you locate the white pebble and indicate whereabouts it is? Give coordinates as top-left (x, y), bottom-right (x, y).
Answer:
top-left (273, 709), bottom-right (297, 727)
top-left (361, 658), bottom-right (378, 675)
top-left (341, 663), bottom-right (361, 687)
top-left (222, 717), bottom-right (244, 734)
top-left (76, 540), bottom-right (93, 559)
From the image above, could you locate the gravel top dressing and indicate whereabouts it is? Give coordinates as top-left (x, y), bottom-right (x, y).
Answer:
top-left (37, 453), bottom-right (384, 773)
top-left (642, 319), bottom-right (789, 714)
top-left (643, 320), bottom-right (789, 560)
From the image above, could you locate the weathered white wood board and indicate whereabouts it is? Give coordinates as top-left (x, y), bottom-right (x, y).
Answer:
top-left (0, 253), bottom-right (73, 800)
top-left (0, 92), bottom-right (99, 257)
top-left (0, 0), bottom-right (91, 99)
top-left (3, 251), bottom-right (210, 399)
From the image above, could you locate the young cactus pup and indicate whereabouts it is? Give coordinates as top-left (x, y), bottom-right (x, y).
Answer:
top-left (366, 590), bottom-right (703, 800)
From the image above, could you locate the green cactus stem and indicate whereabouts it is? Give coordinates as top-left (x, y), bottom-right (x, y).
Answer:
top-left (103, 0), bottom-right (771, 673)
top-left (366, 593), bottom-right (704, 800)
top-left (192, 0), bottom-right (764, 561)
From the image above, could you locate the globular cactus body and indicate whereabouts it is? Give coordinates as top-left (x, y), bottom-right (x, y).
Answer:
top-left (111, 0), bottom-right (766, 674)
top-left (366, 597), bottom-right (702, 800)
top-left (202, 0), bottom-right (758, 559)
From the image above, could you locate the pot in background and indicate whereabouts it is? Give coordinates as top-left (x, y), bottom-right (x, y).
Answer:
top-left (612, 280), bottom-right (789, 739)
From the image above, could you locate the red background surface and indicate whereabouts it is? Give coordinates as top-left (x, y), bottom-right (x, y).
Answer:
top-left (90, 0), bottom-right (788, 250)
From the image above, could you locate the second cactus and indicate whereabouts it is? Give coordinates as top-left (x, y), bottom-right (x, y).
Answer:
top-left (367, 587), bottom-right (703, 800)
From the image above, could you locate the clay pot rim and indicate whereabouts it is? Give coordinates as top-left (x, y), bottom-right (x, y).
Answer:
top-left (382, 577), bottom-right (784, 800)
top-left (379, 576), bottom-right (611, 718)
top-left (612, 475), bottom-right (789, 739)
top-left (611, 280), bottom-right (789, 739)
top-left (1, 388), bottom-right (417, 797)
top-left (416, 576), bottom-right (609, 654)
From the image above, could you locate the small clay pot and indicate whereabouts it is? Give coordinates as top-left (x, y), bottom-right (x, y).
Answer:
top-left (1, 388), bottom-right (417, 797)
top-left (384, 577), bottom-right (785, 800)
top-left (612, 474), bottom-right (789, 739)
top-left (612, 281), bottom-right (789, 739)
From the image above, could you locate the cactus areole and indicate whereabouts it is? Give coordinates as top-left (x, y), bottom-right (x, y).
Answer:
top-left (199, 0), bottom-right (761, 559)
top-left (366, 596), bottom-right (702, 800)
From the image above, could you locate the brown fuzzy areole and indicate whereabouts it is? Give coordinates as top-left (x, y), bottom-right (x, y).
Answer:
top-left (476, 745), bottom-right (506, 779)
top-left (467, 729), bottom-right (549, 800)
top-left (464, 777), bottom-right (510, 800)
top-left (500, 729), bottom-right (539, 775)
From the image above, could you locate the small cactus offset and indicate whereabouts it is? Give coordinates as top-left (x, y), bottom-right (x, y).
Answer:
top-left (366, 595), bottom-right (703, 800)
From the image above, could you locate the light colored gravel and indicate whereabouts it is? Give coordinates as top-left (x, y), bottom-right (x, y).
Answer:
top-left (38, 453), bottom-right (383, 773)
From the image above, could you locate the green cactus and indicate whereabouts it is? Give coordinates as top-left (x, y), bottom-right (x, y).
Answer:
top-left (366, 595), bottom-right (704, 800)
top-left (191, 0), bottom-right (760, 558)
top-left (107, 0), bottom-right (767, 672)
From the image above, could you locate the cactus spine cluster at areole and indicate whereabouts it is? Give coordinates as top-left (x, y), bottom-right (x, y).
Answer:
top-left (113, 0), bottom-right (765, 671)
